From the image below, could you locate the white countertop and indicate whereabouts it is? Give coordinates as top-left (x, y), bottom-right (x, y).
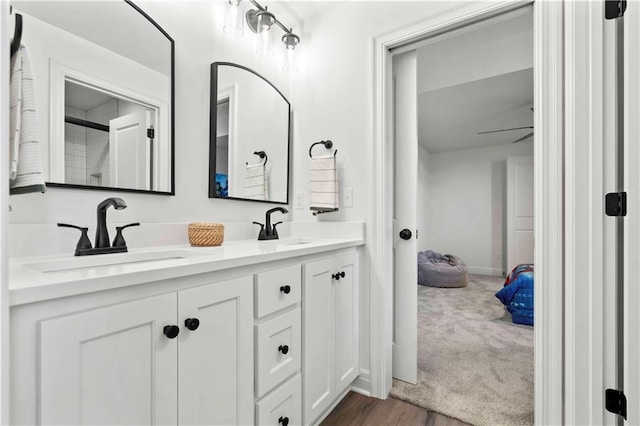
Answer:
top-left (9, 237), bottom-right (364, 306)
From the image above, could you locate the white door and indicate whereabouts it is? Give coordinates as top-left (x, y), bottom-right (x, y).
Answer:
top-left (624, 4), bottom-right (640, 423)
top-left (303, 258), bottom-right (335, 425)
top-left (334, 253), bottom-right (359, 392)
top-left (506, 156), bottom-right (534, 272)
top-left (39, 293), bottom-right (178, 425)
top-left (178, 276), bottom-right (253, 426)
top-left (392, 50), bottom-right (418, 384)
top-left (109, 111), bottom-right (149, 189)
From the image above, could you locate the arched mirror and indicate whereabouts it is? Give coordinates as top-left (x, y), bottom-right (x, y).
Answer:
top-left (209, 62), bottom-right (290, 204)
top-left (13, 0), bottom-right (174, 194)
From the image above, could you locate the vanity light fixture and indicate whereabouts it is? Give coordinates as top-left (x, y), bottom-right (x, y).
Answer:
top-left (225, 0), bottom-right (301, 61)
top-left (223, 0), bottom-right (244, 35)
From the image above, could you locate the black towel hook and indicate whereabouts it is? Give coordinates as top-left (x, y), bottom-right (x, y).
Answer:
top-left (309, 140), bottom-right (337, 158)
top-left (10, 8), bottom-right (23, 58)
top-left (246, 150), bottom-right (268, 166)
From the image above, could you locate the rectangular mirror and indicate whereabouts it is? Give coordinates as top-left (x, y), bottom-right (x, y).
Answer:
top-left (209, 62), bottom-right (290, 204)
top-left (13, 0), bottom-right (174, 194)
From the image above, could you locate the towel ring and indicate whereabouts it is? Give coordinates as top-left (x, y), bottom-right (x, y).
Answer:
top-left (10, 9), bottom-right (23, 58)
top-left (309, 140), bottom-right (337, 158)
top-left (246, 150), bottom-right (268, 166)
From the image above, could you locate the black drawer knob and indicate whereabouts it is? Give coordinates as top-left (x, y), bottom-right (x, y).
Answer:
top-left (278, 344), bottom-right (289, 355)
top-left (184, 318), bottom-right (200, 331)
top-left (279, 416), bottom-right (290, 426)
top-left (163, 325), bottom-right (180, 339)
top-left (280, 285), bottom-right (291, 294)
top-left (332, 271), bottom-right (345, 280)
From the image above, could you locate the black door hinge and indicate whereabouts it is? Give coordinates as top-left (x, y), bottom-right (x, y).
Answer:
top-left (605, 0), bottom-right (627, 19)
top-left (147, 128), bottom-right (155, 139)
top-left (605, 192), bottom-right (627, 216)
top-left (605, 389), bottom-right (627, 419)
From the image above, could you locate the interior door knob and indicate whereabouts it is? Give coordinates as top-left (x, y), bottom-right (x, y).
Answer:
top-left (399, 229), bottom-right (412, 240)
top-left (184, 318), bottom-right (200, 331)
top-left (278, 344), bottom-right (289, 355)
top-left (163, 325), bottom-right (180, 339)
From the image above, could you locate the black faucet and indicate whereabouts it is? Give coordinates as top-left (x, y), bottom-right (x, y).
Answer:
top-left (95, 197), bottom-right (127, 248)
top-left (58, 197), bottom-right (140, 256)
top-left (253, 207), bottom-right (288, 240)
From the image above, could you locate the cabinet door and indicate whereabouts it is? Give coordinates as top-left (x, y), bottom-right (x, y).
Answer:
top-left (178, 276), bottom-right (253, 425)
top-left (40, 293), bottom-right (178, 425)
top-left (302, 257), bottom-right (335, 425)
top-left (334, 252), bottom-right (359, 393)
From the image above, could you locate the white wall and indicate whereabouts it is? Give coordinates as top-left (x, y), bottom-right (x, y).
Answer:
top-left (423, 141), bottom-right (533, 276)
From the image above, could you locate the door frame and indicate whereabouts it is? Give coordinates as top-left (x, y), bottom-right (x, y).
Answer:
top-left (369, 1), bottom-right (565, 424)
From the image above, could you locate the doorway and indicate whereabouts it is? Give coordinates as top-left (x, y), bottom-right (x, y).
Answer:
top-left (369, 1), bottom-right (571, 424)
top-left (390, 8), bottom-right (535, 424)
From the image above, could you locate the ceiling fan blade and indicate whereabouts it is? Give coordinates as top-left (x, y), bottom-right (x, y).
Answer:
top-left (478, 125), bottom-right (534, 135)
top-left (512, 132), bottom-right (534, 143)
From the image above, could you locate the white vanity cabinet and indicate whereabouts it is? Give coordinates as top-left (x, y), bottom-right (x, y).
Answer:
top-left (302, 251), bottom-right (359, 425)
top-left (9, 239), bottom-right (363, 426)
top-left (15, 275), bottom-right (253, 425)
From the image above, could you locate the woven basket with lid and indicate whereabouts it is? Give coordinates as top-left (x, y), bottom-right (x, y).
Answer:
top-left (188, 222), bottom-right (224, 247)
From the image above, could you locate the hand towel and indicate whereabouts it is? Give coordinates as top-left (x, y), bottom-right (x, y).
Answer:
top-left (310, 155), bottom-right (338, 213)
top-left (244, 163), bottom-right (267, 200)
top-left (9, 45), bottom-right (46, 194)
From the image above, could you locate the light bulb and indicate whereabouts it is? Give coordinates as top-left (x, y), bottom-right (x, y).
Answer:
top-left (256, 11), bottom-right (275, 56)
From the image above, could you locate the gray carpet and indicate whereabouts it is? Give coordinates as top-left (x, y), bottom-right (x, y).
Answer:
top-left (390, 274), bottom-right (534, 426)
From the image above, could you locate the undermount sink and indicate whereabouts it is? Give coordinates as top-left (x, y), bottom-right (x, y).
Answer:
top-left (24, 249), bottom-right (207, 273)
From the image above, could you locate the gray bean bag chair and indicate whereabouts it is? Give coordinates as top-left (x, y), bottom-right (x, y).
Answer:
top-left (418, 250), bottom-right (468, 288)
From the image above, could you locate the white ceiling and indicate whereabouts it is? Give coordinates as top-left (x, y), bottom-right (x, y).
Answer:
top-left (65, 81), bottom-right (114, 111)
top-left (416, 7), bottom-right (533, 153)
top-left (418, 68), bottom-right (533, 153)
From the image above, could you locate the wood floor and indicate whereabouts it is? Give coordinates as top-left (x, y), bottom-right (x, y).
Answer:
top-left (321, 392), bottom-right (471, 426)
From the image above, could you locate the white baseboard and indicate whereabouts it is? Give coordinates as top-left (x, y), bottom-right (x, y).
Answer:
top-left (350, 369), bottom-right (371, 396)
top-left (312, 369), bottom-right (372, 425)
top-left (312, 387), bottom-right (351, 426)
top-left (467, 266), bottom-right (504, 277)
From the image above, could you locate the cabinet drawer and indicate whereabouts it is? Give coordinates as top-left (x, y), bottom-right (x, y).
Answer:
top-left (256, 309), bottom-right (301, 397)
top-left (256, 374), bottom-right (301, 426)
top-left (255, 265), bottom-right (301, 318)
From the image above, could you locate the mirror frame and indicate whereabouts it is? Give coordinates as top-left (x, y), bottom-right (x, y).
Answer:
top-left (44, 0), bottom-right (176, 196)
top-left (208, 62), bottom-right (291, 205)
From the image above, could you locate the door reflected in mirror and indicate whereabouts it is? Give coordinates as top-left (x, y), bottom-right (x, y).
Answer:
top-left (14, 0), bottom-right (174, 194)
top-left (209, 62), bottom-right (290, 204)
top-left (64, 80), bottom-right (159, 190)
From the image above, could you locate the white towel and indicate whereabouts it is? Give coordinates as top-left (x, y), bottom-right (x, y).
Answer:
top-left (9, 45), bottom-right (46, 194)
top-left (244, 163), bottom-right (268, 200)
top-left (310, 155), bottom-right (338, 212)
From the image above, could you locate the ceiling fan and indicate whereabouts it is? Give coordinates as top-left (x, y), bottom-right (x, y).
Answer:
top-left (478, 107), bottom-right (534, 143)
top-left (477, 125), bottom-right (533, 143)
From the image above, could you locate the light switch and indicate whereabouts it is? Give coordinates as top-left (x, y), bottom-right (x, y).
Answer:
top-left (295, 192), bottom-right (304, 209)
top-left (344, 187), bottom-right (353, 208)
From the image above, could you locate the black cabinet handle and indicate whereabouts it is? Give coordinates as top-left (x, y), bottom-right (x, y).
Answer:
top-left (332, 271), bottom-right (346, 281)
top-left (278, 344), bottom-right (289, 355)
top-left (278, 416), bottom-right (290, 426)
top-left (280, 285), bottom-right (291, 294)
top-left (163, 325), bottom-right (180, 339)
top-left (184, 318), bottom-right (200, 331)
